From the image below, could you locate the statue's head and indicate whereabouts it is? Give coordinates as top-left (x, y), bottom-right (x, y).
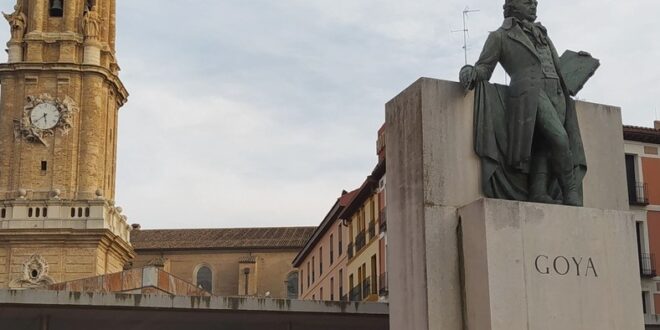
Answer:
top-left (504, 0), bottom-right (538, 22)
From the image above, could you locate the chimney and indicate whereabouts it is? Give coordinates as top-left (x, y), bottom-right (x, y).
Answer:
top-left (131, 223), bottom-right (141, 230)
top-left (655, 120), bottom-right (660, 130)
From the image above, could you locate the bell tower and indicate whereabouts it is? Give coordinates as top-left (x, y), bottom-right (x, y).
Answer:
top-left (0, 0), bottom-right (133, 289)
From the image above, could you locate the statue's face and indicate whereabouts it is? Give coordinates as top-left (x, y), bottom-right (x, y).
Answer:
top-left (511, 0), bottom-right (538, 22)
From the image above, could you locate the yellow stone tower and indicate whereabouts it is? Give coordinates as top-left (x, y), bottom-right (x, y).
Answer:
top-left (0, 0), bottom-right (133, 289)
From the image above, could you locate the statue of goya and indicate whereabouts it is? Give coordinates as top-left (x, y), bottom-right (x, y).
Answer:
top-left (460, 0), bottom-right (598, 206)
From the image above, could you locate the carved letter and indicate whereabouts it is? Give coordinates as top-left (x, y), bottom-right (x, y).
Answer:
top-left (535, 255), bottom-right (549, 275)
top-left (572, 257), bottom-right (583, 276)
top-left (586, 258), bottom-right (598, 277)
top-left (553, 256), bottom-right (570, 276)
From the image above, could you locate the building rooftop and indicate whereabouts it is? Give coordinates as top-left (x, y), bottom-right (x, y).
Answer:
top-left (292, 189), bottom-right (360, 267)
top-left (131, 226), bottom-right (316, 251)
top-left (624, 124), bottom-right (660, 144)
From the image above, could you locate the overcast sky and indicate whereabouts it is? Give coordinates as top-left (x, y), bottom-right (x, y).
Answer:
top-left (2, 1), bottom-right (659, 229)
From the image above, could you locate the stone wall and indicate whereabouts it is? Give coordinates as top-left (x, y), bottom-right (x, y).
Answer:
top-left (133, 249), bottom-right (300, 299)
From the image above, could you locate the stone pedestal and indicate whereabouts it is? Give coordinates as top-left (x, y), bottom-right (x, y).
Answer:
top-left (459, 199), bottom-right (644, 330)
top-left (6, 42), bottom-right (22, 63)
top-left (83, 41), bottom-right (102, 65)
top-left (385, 78), bottom-right (639, 330)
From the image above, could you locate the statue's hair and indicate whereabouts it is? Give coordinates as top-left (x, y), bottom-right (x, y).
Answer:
top-left (503, 2), bottom-right (516, 18)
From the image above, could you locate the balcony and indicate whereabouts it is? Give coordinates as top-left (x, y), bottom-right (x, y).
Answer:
top-left (378, 272), bottom-right (388, 296)
top-left (379, 209), bottom-right (387, 233)
top-left (628, 182), bottom-right (649, 206)
top-left (361, 277), bottom-right (371, 300)
top-left (349, 285), bottom-right (361, 302)
top-left (368, 221), bottom-right (376, 240)
top-left (347, 242), bottom-right (354, 259)
top-left (640, 253), bottom-right (657, 277)
top-left (355, 231), bottom-right (366, 251)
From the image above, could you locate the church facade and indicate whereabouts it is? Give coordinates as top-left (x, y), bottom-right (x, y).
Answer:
top-left (0, 0), bottom-right (312, 299)
top-left (0, 0), bottom-right (132, 289)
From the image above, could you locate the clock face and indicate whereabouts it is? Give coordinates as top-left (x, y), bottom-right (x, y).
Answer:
top-left (30, 103), bottom-right (61, 130)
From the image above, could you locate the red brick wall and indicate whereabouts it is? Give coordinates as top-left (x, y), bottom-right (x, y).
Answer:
top-left (642, 157), bottom-right (660, 205)
top-left (648, 212), bottom-right (660, 267)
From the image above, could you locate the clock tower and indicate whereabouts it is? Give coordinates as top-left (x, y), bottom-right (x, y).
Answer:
top-left (0, 0), bottom-right (133, 289)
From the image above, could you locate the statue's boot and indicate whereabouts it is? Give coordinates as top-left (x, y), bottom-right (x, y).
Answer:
top-left (557, 168), bottom-right (581, 206)
top-left (528, 172), bottom-right (556, 204)
top-left (551, 149), bottom-right (581, 206)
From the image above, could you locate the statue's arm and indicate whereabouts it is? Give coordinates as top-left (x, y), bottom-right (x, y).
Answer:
top-left (473, 31), bottom-right (502, 82)
top-left (460, 31), bottom-right (502, 90)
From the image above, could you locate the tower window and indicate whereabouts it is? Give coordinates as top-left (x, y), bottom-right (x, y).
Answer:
top-left (41, 161), bottom-right (48, 172)
top-left (49, 0), bottom-right (64, 17)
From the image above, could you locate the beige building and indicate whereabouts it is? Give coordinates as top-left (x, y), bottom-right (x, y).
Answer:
top-left (293, 190), bottom-right (356, 301)
top-left (624, 122), bottom-right (660, 330)
top-left (131, 226), bottom-right (314, 299)
top-left (0, 0), bottom-right (133, 288)
top-left (343, 161), bottom-right (386, 302)
top-left (294, 125), bottom-right (389, 303)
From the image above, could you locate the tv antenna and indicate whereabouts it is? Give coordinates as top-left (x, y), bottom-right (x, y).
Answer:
top-left (451, 7), bottom-right (480, 65)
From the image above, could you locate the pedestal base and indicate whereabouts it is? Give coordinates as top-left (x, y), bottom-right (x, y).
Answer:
top-left (459, 199), bottom-right (644, 330)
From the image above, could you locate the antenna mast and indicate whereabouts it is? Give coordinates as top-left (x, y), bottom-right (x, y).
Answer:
top-left (452, 7), bottom-right (480, 65)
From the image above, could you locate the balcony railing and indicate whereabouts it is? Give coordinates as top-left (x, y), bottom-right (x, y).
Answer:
top-left (361, 277), bottom-right (371, 300)
top-left (347, 242), bottom-right (354, 259)
top-left (368, 221), bottom-right (376, 240)
top-left (379, 209), bottom-right (387, 233)
top-left (355, 231), bottom-right (366, 251)
top-left (379, 272), bottom-right (388, 296)
top-left (349, 285), bottom-right (361, 302)
top-left (640, 253), bottom-right (657, 277)
top-left (629, 182), bottom-right (649, 206)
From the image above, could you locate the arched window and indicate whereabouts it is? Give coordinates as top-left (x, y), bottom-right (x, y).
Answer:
top-left (286, 271), bottom-right (299, 299)
top-left (195, 265), bottom-right (213, 293)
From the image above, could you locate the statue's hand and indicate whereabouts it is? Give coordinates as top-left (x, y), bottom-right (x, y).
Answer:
top-left (459, 65), bottom-right (476, 91)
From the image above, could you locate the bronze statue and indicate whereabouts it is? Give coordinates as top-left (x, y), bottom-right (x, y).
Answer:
top-left (460, 0), bottom-right (597, 206)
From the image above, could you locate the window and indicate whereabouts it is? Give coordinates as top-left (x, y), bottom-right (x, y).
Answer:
top-left (300, 269), bottom-right (304, 295)
top-left (320, 287), bottom-right (324, 300)
top-left (195, 265), bottom-right (213, 293)
top-left (625, 154), bottom-right (649, 205)
top-left (339, 269), bottom-right (343, 300)
top-left (371, 254), bottom-right (378, 294)
top-left (312, 256), bottom-right (315, 283)
top-left (330, 277), bottom-right (335, 301)
top-left (642, 291), bottom-right (650, 314)
top-left (330, 234), bottom-right (334, 265)
top-left (41, 161), bottom-right (48, 171)
top-left (319, 247), bottom-right (323, 275)
top-left (307, 262), bottom-right (310, 287)
top-left (49, 0), bottom-right (64, 17)
top-left (338, 226), bottom-right (343, 256)
top-left (286, 272), bottom-right (299, 299)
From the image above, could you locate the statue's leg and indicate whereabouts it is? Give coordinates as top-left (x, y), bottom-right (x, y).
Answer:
top-left (535, 89), bottom-right (580, 206)
top-left (528, 149), bottom-right (557, 204)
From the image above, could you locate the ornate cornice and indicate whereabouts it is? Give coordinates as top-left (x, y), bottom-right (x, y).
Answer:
top-left (0, 62), bottom-right (129, 106)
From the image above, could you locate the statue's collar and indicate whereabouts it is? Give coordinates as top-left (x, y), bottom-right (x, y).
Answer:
top-left (502, 17), bottom-right (546, 32)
